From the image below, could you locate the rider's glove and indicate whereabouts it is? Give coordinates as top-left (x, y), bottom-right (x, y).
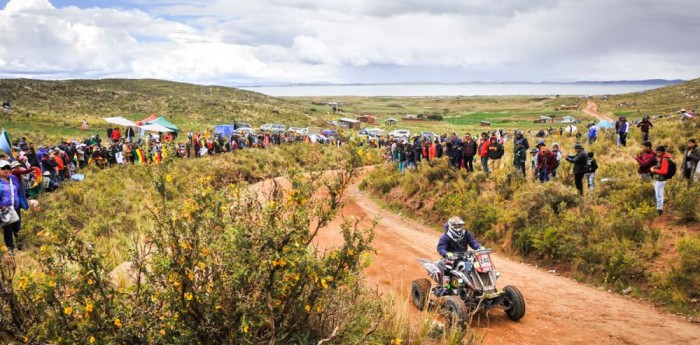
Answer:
top-left (445, 252), bottom-right (455, 259)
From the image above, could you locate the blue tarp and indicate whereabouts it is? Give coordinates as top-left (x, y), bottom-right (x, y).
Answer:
top-left (214, 125), bottom-right (235, 137)
top-left (598, 120), bottom-right (613, 129)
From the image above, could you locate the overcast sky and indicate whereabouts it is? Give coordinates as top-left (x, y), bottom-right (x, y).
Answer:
top-left (0, 0), bottom-right (698, 85)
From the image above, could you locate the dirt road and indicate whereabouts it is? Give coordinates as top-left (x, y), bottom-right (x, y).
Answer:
top-left (314, 177), bottom-right (700, 345)
top-left (583, 100), bottom-right (615, 122)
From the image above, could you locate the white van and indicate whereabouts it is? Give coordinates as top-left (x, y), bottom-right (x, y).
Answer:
top-left (389, 129), bottom-right (411, 138)
top-left (260, 123), bottom-right (286, 132)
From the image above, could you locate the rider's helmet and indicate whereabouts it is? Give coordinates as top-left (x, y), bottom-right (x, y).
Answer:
top-left (447, 216), bottom-right (466, 242)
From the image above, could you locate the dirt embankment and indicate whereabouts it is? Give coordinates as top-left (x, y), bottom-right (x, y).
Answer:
top-left (312, 174), bottom-right (700, 345)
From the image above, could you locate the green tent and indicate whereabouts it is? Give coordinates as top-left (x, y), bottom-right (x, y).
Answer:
top-left (145, 116), bottom-right (179, 132)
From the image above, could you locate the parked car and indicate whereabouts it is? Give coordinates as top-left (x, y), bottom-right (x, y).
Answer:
top-left (288, 127), bottom-right (302, 133)
top-left (234, 122), bottom-right (252, 130)
top-left (560, 116), bottom-right (578, 124)
top-left (366, 128), bottom-right (385, 137)
top-left (322, 129), bottom-right (339, 138)
top-left (260, 123), bottom-right (286, 132)
top-left (308, 134), bottom-right (329, 143)
top-left (421, 131), bottom-right (438, 140)
top-left (389, 129), bottom-right (411, 138)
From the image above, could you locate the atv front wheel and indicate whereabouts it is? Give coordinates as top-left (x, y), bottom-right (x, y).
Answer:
top-left (502, 285), bottom-right (526, 321)
top-left (444, 295), bottom-right (468, 328)
top-left (411, 279), bottom-right (432, 311)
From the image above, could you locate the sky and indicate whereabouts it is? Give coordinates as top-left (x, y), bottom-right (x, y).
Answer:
top-left (0, 0), bottom-right (698, 85)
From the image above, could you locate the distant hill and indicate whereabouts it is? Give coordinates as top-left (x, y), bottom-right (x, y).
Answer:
top-left (593, 78), bottom-right (700, 116)
top-left (0, 78), bottom-right (322, 139)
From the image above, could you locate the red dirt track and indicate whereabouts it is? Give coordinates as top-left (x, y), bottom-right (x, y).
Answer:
top-left (313, 174), bottom-right (700, 345)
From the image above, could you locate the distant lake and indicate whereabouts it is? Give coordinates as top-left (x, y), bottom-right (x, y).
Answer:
top-left (240, 83), bottom-right (673, 97)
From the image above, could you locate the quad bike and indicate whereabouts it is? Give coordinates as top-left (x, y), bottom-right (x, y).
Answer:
top-left (411, 249), bottom-right (525, 326)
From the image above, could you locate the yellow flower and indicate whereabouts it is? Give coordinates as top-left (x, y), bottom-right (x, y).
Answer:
top-left (188, 273), bottom-right (195, 281)
top-left (320, 279), bottom-right (328, 289)
top-left (165, 174), bottom-right (173, 183)
top-left (390, 338), bottom-right (403, 345)
top-left (184, 292), bottom-right (193, 301)
top-left (85, 303), bottom-right (94, 313)
top-left (0, 245), bottom-right (7, 253)
top-left (159, 329), bottom-right (166, 336)
top-left (215, 305), bottom-right (222, 311)
top-left (19, 277), bottom-right (28, 289)
top-left (347, 249), bottom-right (354, 257)
top-left (87, 278), bottom-right (95, 285)
top-left (23, 336), bottom-right (28, 343)
top-left (243, 324), bottom-right (249, 333)
top-left (48, 280), bottom-right (56, 288)
top-left (40, 245), bottom-right (47, 252)
top-left (114, 318), bottom-right (123, 328)
top-left (197, 262), bottom-right (207, 270)
top-left (305, 305), bottom-right (311, 313)
top-left (64, 307), bottom-right (73, 316)
top-left (89, 336), bottom-right (95, 343)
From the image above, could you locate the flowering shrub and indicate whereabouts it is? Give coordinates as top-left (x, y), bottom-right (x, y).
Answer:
top-left (0, 144), bottom-right (397, 344)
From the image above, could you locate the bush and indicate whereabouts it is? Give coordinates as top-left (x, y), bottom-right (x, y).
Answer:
top-left (0, 146), bottom-right (398, 344)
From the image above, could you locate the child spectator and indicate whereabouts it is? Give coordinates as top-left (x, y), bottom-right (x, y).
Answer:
top-left (584, 151), bottom-right (598, 191)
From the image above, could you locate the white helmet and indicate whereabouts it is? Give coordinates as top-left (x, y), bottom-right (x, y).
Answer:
top-left (447, 216), bottom-right (466, 242)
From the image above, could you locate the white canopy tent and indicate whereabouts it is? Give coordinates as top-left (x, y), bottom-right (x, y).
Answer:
top-left (104, 117), bottom-right (138, 127)
top-left (140, 123), bottom-right (175, 133)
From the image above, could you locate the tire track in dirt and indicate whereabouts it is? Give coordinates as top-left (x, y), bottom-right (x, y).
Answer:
top-left (313, 173), bottom-right (700, 345)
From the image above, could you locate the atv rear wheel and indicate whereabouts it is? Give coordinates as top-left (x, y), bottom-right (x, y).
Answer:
top-left (444, 295), bottom-right (468, 329)
top-left (502, 285), bottom-right (526, 321)
top-left (411, 278), bottom-right (432, 311)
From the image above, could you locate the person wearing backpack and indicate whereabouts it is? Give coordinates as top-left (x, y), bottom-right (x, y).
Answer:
top-left (650, 146), bottom-right (674, 215)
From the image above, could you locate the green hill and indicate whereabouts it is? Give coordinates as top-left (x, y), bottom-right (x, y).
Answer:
top-left (594, 78), bottom-right (700, 117)
top-left (0, 78), bottom-right (321, 141)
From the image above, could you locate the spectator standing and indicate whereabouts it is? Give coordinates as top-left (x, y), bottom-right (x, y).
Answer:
top-left (650, 146), bottom-right (671, 215)
top-left (513, 140), bottom-right (527, 176)
top-left (615, 116), bottom-right (631, 147)
top-left (107, 127), bottom-right (113, 143)
top-left (634, 141), bottom-right (657, 181)
top-left (565, 143), bottom-right (587, 195)
top-left (81, 119), bottom-right (89, 130)
top-left (462, 134), bottom-right (477, 172)
top-left (487, 136), bottom-right (504, 171)
top-left (550, 143), bottom-right (563, 179)
top-left (1, 160), bottom-right (29, 252)
top-left (584, 151), bottom-right (598, 191)
top-left (478, 132), bottom-right (490, 173)
top-left (637, 116), bottom-right (654, 142)
top-left (530, 148), bottom-right (539, 178)
top-left (682, 139), bottom-right (700, 186)
top-left (112, 127), bottom-right (121, 144)
top-left (535, 141), bottom-right (556, 182)
top-left (587, 122), bottom-right (598, 145)
top-left (448, 133), bottom-right (462, 169)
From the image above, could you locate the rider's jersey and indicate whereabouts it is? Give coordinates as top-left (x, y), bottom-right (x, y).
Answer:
top-left (436, 224), bottom-right (480, 258)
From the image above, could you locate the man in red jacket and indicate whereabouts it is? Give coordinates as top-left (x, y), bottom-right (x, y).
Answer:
top-left (650, 146), bottom-right (671, 215)
top-left (535, 141), bottom-right (556, 182)
top-left (478, 132), bottom-right (490, 173)
top-left (634, 141), bottom-right (656, 181)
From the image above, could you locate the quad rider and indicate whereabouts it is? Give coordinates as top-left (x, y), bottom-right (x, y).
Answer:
top-left (435, 217), bottom-right (481, 296)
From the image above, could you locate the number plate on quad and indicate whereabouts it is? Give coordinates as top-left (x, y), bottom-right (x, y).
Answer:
top-left (475, 253), bottom-right (492, 272)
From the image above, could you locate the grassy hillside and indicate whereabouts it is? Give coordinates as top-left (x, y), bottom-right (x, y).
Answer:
top-left (593, 78), bottom-right (700, 116)
top-left (0, 78), bottom-right (321, 141)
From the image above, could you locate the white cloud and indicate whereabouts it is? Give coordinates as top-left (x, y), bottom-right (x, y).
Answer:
top-left (0, 0), bottom-right (698, 84)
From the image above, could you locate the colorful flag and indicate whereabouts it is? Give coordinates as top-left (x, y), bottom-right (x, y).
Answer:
top-left (0, 129), bottom-right (16, 160)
